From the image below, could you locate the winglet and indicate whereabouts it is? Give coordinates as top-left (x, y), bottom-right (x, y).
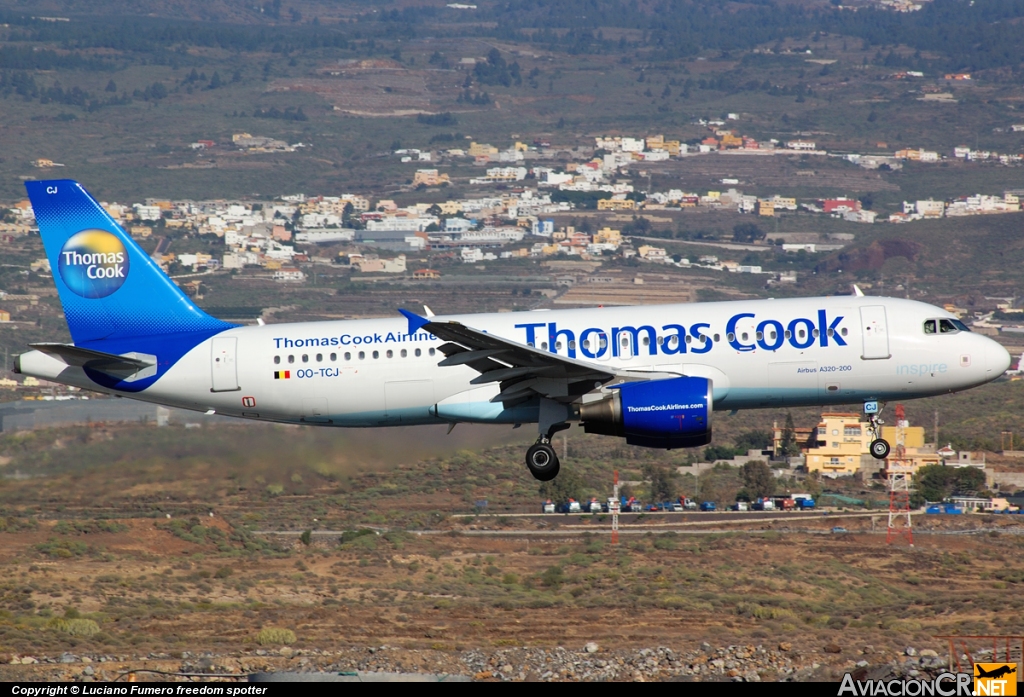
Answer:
top-left (399, 308), bottom-right (430, 335)
top-left (852, 284), bottom-right (865, 297)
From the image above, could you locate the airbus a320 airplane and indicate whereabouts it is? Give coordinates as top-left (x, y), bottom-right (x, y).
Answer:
top-left (15, 181), bottom-right (1011, 480)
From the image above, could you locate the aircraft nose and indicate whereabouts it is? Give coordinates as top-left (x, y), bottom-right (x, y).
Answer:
top-left (985, 338), bottom-right (1011, 376)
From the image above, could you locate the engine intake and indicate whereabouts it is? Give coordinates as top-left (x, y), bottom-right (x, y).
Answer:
top-left (580, 376), bottom-right (713, 449)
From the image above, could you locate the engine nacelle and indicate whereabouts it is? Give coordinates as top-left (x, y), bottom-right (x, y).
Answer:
top-left (580, 376), bottom-right (712, 449)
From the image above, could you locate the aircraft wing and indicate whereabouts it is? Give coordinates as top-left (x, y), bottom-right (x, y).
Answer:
top-left (401, 310), bottom-right (676, 407)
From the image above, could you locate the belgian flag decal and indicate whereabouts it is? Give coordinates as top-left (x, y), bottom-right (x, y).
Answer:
top-left (274, 371), bottom-right (291, 379)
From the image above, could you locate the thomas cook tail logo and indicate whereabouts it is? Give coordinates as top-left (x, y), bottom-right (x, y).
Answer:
top-left (58, 229), bottom-right (130, 299)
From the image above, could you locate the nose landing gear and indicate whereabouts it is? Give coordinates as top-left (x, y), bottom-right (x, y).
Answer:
top-left (865, 400), bottom-right (890, 460)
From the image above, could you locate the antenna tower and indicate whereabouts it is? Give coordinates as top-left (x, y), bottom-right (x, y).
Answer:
top-left (611, 470), bottom-right (620, 545)
top-left (886, 404), bottom-right (914, 546)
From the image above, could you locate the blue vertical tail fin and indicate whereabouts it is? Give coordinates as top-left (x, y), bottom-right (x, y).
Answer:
top-left (25, 179), bottom-right (234, 346)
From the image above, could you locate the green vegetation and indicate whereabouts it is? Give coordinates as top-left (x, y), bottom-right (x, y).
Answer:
top-left (915, 464), bottom-right (987, 503)
top-left (256, 628), bottom-right (296, 646)
top-left (48, 617), bottom-right (100, 637)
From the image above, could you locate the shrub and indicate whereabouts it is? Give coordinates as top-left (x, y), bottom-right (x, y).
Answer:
top-left (48, 618), bottom-right (100, 636)
top-left (256, 628), bottom-right (296, 646)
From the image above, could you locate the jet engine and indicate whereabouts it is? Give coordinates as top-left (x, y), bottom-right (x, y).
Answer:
top-left (580, 376), bottom-right (712, 449)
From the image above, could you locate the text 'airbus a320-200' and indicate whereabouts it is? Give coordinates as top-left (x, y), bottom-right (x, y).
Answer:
top-left (15, 181), bottom-right (1011, 480)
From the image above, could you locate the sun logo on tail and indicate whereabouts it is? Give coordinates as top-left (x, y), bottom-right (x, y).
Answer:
top-left (57, 229), bottom-right (130, 298)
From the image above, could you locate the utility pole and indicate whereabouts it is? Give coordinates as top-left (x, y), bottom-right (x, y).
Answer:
top-left (933, 409), bottom-right (939, 449)
top-left (611, 470), bottom-right (620, 545)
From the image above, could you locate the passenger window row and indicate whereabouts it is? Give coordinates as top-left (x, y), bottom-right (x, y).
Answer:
top-left (273, 347), bottom-right (437, 364)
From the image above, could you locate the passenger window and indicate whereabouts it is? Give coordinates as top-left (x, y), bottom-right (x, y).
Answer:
top-left (939, 319), bottom-right (958, 333)
top-left (372, 350), bottom-right (379, 359)
top-left (923, 320), bottom-right (937, 334)
top-left (316, 353), bottom-right (323, 362)
top-left (358, 351), bottom-right (365, 360)
top-left (386, 349), bottom-right (393, 358)
top-left (344, 352), bottom-right (351, 361)
top-left (741, 332), bottom-right (748, 342)
top-left (330, 353), bottom-right (337, 361)
top-left (642, 336), bottom-right (650, 346)
top-left (685, 335), bottom-right (692, 344)
top-left (401, 349), bottom-right (407, 358)
top-left (713, 334), bottom-right (720, 342)
top-left (302, 354), bottom-right (309, 363)
top-left (288, 355), bottom-right (295, 364)
top-left (274, 356), bottom-right (280, 364)
top-left (429, 348), bottom-right (436, 356)
top-left (569, 340), bottom-right (576, 350)
top-left (582, 339), bottom-right (590, 349)
top-left (415, 348), bottom-right (422, 357)
top-left (841, 327), bottom-right (848, 336)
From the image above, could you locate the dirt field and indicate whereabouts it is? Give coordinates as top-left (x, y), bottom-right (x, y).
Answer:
top-left (0, 419), bottom-right (1021, 681)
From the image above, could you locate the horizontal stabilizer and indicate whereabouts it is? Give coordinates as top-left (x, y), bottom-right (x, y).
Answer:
top-left (29, 343), bottom-right (156, 381)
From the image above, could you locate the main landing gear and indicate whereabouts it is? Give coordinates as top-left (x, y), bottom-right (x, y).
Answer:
top-left (526, 422), bottom-right (569, 481)
top-left (865, 400), bottom-right (890, 460)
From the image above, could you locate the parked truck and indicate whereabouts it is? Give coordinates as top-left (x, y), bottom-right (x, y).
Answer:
top-left (753, 498), bottom-right (775, 511)
top-left (700, 501), bottom-right (717, 512)
top-left (796, 498), bottom-right (816, 510)
top-left (560, 498), bottom-right (582, 513)
top-left (680, 497), bottom-right (698, 511)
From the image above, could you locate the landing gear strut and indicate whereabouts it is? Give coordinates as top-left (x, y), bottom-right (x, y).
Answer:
top-left (865, 401), bottom-right (890, 460)
top-left (525, 422), bottom-right (569, 481)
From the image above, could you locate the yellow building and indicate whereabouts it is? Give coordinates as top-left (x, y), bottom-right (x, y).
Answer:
top-left (645, 135), bottom-right (681, 155)
top-left (597, 199), bottom-right (636, 211)
top-left (412, 169), bottom-right (451, 187)
top-left (806, 414), bottom-right (939, 476)
top-left (806, 413), bottom-right (870, 476)
top-left (720, 133), bottom-right (743, 149)
top-left (594, 227), bottom-right (622, 245)
top-left (468, 142), bottom-right (498, 157)
top-left (757, 200), bottom-right (775, 217)
top-left (438, 201), bottom-right (463, 215)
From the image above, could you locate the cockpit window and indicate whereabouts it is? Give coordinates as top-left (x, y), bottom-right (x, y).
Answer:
top-left (926, 318), bottom-right (969, 335)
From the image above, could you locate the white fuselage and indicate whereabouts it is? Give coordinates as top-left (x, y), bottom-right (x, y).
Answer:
top-left (18, 296), bottom-right (1011, 428)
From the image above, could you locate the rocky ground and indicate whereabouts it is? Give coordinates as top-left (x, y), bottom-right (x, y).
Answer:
top-left (1, 642), bottom-right (969, 682)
